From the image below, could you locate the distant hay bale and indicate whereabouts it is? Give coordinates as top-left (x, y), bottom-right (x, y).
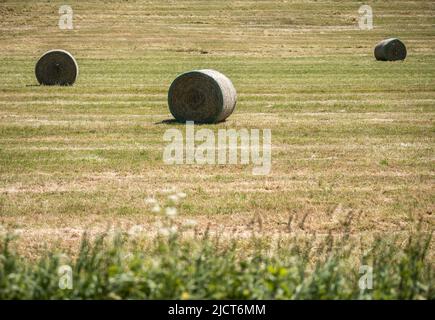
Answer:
top-left (35, 50), bottom-right (78, 86)
top-left (168, 69), bottom-right (237, 123)
top-left (374, 38), bottom-right (407, 61)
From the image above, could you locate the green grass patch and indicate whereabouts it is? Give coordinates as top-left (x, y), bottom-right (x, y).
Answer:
top-left (0, 225), bottom-right (433, 299)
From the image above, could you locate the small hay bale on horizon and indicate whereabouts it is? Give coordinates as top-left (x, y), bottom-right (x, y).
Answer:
top-left (168, 69), bottom-right (237, 124)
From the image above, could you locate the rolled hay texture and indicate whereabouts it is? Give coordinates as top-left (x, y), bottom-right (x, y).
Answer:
top-left (168, 69), bottom-right (237, 123)
top-left (374, 38), bottom-right (407, 61)
top-left (35, 50), bottom-right (79, 85)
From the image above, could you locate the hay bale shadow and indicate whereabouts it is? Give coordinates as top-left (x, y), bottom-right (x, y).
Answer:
top-left (155, 119), bottom-right (179, 125)
top-left (155, 119), bottom-right (227, 126)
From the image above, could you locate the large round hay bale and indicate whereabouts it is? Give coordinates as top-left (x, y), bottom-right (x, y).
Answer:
top-left (168, 69), bottom-right (237, 123)
top-left (374, 38), bottom-right (407, 61)
top-left (35, 50), bottom-right (79, 86)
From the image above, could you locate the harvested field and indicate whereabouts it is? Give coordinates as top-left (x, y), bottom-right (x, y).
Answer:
top-left (0, 0), bottom-right (433, 300)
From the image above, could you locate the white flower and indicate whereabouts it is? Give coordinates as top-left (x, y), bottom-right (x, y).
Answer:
top-left (13, 229), bottom-right (24, 235)
top-left (128, 225), bottom-right (144, 236)
top-left (159, 228), bottom-right (170, 236)
top-left (168, 194), bottom-right (179, 203)
top-left (159, 226), bottom-right (178, 236)
top-left (184, 219), bottom-right (197, 228)
top-left (145, 197), bottom-right (157, 205)
top-left (165, 207), bottom-right (177, 217)
top-left (177, 192), bottom-right (187, 199)
top-left (151, 204), bottom-right (161, 213)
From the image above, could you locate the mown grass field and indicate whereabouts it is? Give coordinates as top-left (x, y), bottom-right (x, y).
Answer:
top-left (0, 0), bottom-right (434, 299)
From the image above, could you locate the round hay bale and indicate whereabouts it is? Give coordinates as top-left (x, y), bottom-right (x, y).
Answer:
top-left (35, 50), bottom-right (78, 86)
top-left (168, 69), bottom-right (237, 123)
top-left (374, 38), bottom-right (407, 61)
